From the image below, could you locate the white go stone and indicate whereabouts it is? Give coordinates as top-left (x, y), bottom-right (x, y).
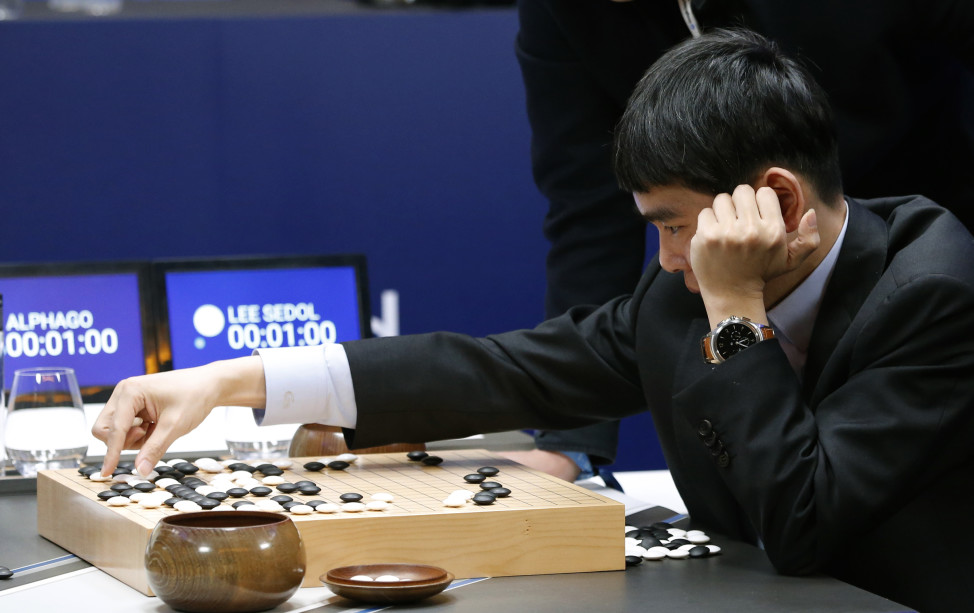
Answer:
top-left (155, 461), bottom-right (172, 469)
top-left (706, 545), bottom-right (722, 555)
top-left (262, 476), bottom-right (285, 485)
top-left (272, 459), bottom-right (293, 469)
top-left (365, 501), bottom-right (389, 511)
top-left (195, 485), bottom-right (218, 496)
top-left (230, 470), bottom-right (253, 481)
top-left (370, 492), bottom-right (395, 503)
top-left (626, 546), bottom-right (648, 557)
top-left (443, 496), bottom-right (467, 508)
top-left (221, 459), bottom-right (237, 468)
top-left (687, 531), bottom-right (711, 544)
top-left (374, 575), bottom-right (400, 582)
top-left (196, 458), bottom-right (224, 473)
top-left (625, 525), bottom-right (638, 533)
top-left (88, 473), bottom-right (112, 482)
top-left (336, 453), bottom-right (359, 463)
top-left (667, 528), bottom-right (688, 538)
top-left (173, 500), bottom-right (202, 512)
top-left (314, 503), bottom-right (341, 514)
top-left (342, 502), bottom-right (366, 513)
top-left (625, 537), bottom-right (640, 548)
top-left (255, 500), bottom-right (284, 513)
top-left (643, 546), bottom-right (669, 560)
top-left (236, 478), bottom-right (261, 489)
top-left (155, 478), bottom-right (179, 489)
top-left (129, 492), bottom-right (150, 503)
top-left (677, 544), bottom-right (696, 553)
top-left (107, 496), bottom-right (130, 506)
top-left (350, 575), bottom-right (374, 582)
top-left (666, 548), bottom-right (691, 559)
top-left (289, 504), bottom-right (314, 515)
top-left (450, 489), bottom-right (475, 501)
top-left (169, 458), bottom-right (188, 466)
top-left (234, 502), bottom-right (257, 510)
top-left (139, 497), bottom-right (163, 509)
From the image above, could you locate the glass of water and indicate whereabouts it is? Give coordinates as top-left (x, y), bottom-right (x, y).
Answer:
top-left (4, 367), bottom-right (88, 477)
top-left (224, 406), bottom-right (296, 461)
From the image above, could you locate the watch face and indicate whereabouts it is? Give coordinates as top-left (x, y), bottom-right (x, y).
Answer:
top-left (715, 322), bottom-right (759, 359)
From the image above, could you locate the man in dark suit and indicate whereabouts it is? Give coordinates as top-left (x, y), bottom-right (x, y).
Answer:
top-left (95, 30), bottom-right (974, 612)
top-left (516, 0), bottom-right (974, 481)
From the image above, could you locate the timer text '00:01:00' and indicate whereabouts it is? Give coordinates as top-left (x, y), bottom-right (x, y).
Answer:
top-left (226, 321), bottom-right (338, 350)
top-left (5, 329), bottom-right (119, 357)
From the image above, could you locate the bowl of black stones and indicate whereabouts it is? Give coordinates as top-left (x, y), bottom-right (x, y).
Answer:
top-left (322, 563), bottom-right (454, 604)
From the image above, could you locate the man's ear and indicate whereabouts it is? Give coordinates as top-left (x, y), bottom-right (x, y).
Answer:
top-left (756, 167), bottom-right (805, 233)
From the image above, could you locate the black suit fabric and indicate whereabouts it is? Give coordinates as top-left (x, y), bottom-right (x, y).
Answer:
top-left (344, 197), bottom-right (974, 611)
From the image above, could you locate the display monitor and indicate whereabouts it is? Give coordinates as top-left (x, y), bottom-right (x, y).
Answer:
top-left (153, 255), bottom-right (370, 371)
top-left (0, 262), bottom-right (157, 402)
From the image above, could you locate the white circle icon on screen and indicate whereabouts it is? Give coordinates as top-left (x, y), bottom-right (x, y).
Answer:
top-left (193, 304), bottom-right (226, 337)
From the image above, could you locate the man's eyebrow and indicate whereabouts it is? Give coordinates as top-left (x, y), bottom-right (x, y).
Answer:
top-left (639, 205), bottom-right (681, 224)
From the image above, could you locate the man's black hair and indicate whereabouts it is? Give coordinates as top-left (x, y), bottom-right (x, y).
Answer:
top-left (614, 28), bottom-right (843, 203)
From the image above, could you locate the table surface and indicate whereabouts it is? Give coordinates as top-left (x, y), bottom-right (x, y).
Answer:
top-left (0, 436), bottom-right (912, 613)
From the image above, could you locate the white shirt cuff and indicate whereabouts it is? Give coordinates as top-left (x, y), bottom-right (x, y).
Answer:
top-left (253, 344), bottom-right (358, 429)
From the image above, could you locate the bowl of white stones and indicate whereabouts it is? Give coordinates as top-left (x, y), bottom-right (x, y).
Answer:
top-left (322, 563), bottom-right (454, 604)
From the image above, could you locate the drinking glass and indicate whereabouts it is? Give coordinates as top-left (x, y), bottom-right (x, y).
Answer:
top-left (224, 406), bottom-right (296, 460)
top-left (4, 367), bottom-right (88, 477)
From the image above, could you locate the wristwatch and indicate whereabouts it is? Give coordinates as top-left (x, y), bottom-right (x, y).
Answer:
top-left (701, 316), bottom-right (775, 364)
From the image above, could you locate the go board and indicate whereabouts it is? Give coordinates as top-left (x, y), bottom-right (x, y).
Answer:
top-left (36, 449), bottom-right (624, 596)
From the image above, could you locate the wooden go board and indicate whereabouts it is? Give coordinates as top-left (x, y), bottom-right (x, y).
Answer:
top-left (37, 449), bottom-right (624, 595)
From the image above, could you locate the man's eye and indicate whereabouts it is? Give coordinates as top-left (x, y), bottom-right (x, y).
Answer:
top-left (662, 225), bottom-right (681, 235)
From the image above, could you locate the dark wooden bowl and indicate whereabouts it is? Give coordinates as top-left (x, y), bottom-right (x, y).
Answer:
top-left (322, 563), bottom-right (454, 604)
top-left (288, 423), bottom-right (426, 456)
top-left (145, 511), bottom-right (305, 613)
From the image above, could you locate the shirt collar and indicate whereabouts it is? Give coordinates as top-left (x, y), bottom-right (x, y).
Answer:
top-left (768, 201), bottom-right (850, 354)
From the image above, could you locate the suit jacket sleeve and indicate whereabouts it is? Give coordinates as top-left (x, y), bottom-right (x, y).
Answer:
top-left (673, 266), bottom-right (974, 575)
top-left (342, 288), bottom-right (652, 451)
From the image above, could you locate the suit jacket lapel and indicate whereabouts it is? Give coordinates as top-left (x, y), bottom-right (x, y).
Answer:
top-left (802, 198), bottom-right (889, 398)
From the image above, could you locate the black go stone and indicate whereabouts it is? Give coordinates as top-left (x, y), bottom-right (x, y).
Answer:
top-left (250, 486), bottom-right (272, 497)
top-left (305, 500), bottom-right (326, 508)
top-left (198, 498), bottom-right (221, 510)
top-left (186, 494), bottom-right (208, 504)
top-left (120, 488), bottom-right (141, 498)
top-left (651, 530), bottom-right (671, 540)
top-left (271, 495), bottom-right (294, 504)
top-left (666, 539), bottom-right (690, 550)
top-left (625, 555), bottom-right (643, 567)
top-left (650, 522), bottom-right (674, 530)
top-left (463, 474), bottom-right (486, 484)
top-left (340, 493), bottom-right (363, 503)
top-left (477, 466), bottom-right (500, 477)
top-left (0, 566), bottom-right (14, 580)
top-left (488, 487), bottom-right (511, 498)
top-left (173, 462), bottom-right (199, 474)
top-left (206, 491), bottom-right (230, 501)
top-left (327, 460), bottom-right (350, 471)
top-left (421, 455), bottom-right (444, 466)
top-left (472, 493), bottom-right (496, 506)
top-left (166, 470), bottom-right (186, 481)
top-left (228, 463), bottom-right (256, 473)
top-left (406, 451), bottom-right (429, 461)
top-left (625, 529), bottom-right (641, 538)
top-left (97, 490), bottom-right (117, 501)
top-left (155, 465), bottom-right (175, 475)
top-left (164, 497), bottom-right (181, 507)
top-left (110, 483), bottom-right (130, 493)
top-left (282, 501), bottom-right (302, 511)
top-left (112, 467), bottom-right (133, 476)
top-left (294, 480), bottom-right (316, 487)
top-left (260, 467), bottom-right (284, 477)
top-left (689, 546), bottom-right (710, 559)
top-left (639, 537), bottom-right (663, 549)
top-left (134, 482), bottom-right (157, 492)
top-left (226, 488), bottom-right (249, 498)
top-left (479, 481), bottom-right (502, 490)
top-left (303, 461), bottom-right (325, 472)
top-left (276, 483), bottom-right (299, 494)
top-left (79, 465), bottom-right (100, 477)
top-left (299, 485), bottom-right (322, 495)
top-left (232, 501), bottom-right (256, 509)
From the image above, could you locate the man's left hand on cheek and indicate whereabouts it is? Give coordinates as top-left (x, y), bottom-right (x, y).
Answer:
top-left (690, 185), bottom-right (819, 302)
